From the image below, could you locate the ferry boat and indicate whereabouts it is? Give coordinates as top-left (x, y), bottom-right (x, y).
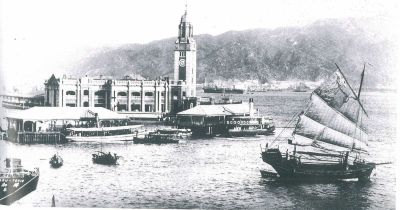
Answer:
top-left (261, 64), bottom-right (376, 181)
top-left (133, 129), bottom-right (187, 144)
top-left (227, 116), bottom-right (275, 137)
top-left (156, 128), bottom-right (192, 138)
top-left (0, 158), bottom-right (39, 205)
top-left (66, 125), bottom-right (143, 142)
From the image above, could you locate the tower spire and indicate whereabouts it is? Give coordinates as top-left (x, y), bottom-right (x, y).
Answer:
top-left (185, 0), bottom-right (188, 15)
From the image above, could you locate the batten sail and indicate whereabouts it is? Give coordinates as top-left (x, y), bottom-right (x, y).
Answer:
top-left (305, 93), bottom-right (368, 143)
top-left (289, 134), bottom-right (314, 146)
top-left (293, 115), bottom-right (368, 151)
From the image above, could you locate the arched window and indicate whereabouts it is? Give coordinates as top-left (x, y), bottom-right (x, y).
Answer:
top-left (145, 92), bottom-right (153, 97)
top-left (83, 90), bottom-right (89, 95)
top-left (66, 91), bottom-right (75, 95)
top-left (132, 92), bottom-right (140, 96)
top-left (83, 102), bottom-right (89, 107)
top-left (117, 92), bottom-right (127, 96)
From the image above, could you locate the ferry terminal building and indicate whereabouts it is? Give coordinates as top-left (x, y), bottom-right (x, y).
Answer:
top-left (44, 9), bottom-right (196, 116)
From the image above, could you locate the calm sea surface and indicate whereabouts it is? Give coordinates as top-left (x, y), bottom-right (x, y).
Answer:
top-left (0, 91), bottom-right (396, 209)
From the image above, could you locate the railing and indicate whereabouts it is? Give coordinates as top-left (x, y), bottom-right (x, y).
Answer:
top-left (131, 96), bottom-right (141, 100)
top-left (91, 80), bottom-right (108, 85)
top-left (115, 80), bottom-right (129, 85)
top-left (170, 80), bottom-right (186, 85)
top-left (62, 79), bottom-right (78, 85)
top-left (15, 132), bottom-right (65, 144)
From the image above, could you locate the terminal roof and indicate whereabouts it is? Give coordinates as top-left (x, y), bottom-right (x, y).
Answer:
top-left (177, 103), bottom-right (252, 117)
top-left (6, 107), bottom-right (127, 121)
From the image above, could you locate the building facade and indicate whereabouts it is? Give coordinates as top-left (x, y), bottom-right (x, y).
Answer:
top-left (45, 75), bottom-right (169, 113)
top-left (45, 8), bottom-right (197, 115)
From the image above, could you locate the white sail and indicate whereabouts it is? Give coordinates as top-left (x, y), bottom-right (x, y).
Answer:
top-left (294, 115), bottom-right (368, 151)
top-left (313, 71), bottom-right (367, 129)
top-left (290, 134), bottom-right (314, 146)
top-left (305, 93), bottom-right (368, 143)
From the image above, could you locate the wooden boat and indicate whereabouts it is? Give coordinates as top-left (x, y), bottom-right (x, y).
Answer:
top-left (261, 64), bottom-right (375, 182)
top-left (66, 125), bottom-right (142, 143)
top-left (49, 154), bottom-right (63, 168)
top-left (92, 151), bottom-right (119, 165)
top-left (0, 158), bottom-right (40, 205)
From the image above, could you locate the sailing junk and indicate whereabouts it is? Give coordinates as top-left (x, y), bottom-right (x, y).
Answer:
top-left (261, 66), bottom-right (375, 181)
top-left (0, 158), bottom-right (40, 205)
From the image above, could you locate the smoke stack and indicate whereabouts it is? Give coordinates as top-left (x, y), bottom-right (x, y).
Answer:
top-left (249, 98), bottom-right (254, 116)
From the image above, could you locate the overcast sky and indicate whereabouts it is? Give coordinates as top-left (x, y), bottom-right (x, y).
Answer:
top-left (0, 0), bottom-right (398, 93)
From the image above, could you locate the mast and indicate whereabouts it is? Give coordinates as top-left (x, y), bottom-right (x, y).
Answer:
top-left (334, 63), bottom-right (368, 117)
top-left (289, 63), bottom-right (370, 153)
top-left (357, 63), bottom-right (366, 99)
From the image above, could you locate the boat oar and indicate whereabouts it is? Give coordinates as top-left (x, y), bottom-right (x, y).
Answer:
top-left (374, 161), bottom-right (392, 166)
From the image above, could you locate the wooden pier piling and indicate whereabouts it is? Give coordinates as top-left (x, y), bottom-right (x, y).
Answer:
top-left (14, 132), bottom-right (66, 144)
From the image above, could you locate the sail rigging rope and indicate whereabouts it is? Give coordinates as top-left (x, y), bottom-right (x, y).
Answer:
top-left (270, 94), bottom-right (314, 147)
top-left (269, 110), bottom-right (301, 147)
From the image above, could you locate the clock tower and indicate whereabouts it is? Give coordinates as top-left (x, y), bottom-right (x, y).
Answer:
top-left (174, 6), bottom-right (197, 97)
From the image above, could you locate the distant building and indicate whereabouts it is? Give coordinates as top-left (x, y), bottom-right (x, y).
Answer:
top-left (44, 7), bottom-right (197, 115)
top-left (44, 75), bottom-right (170, 113)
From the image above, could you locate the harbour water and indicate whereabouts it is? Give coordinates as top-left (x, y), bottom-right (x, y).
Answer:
top-left (0, 91), bottom-right (396, 209)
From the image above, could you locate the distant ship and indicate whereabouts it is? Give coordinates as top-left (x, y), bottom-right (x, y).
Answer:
top-left (261, 64), bottom-right (375, 181)
top-left (0, 158), bottom-right (39, 205)
top-left (292, 82), bottom-right (309, 92)
top-left (203, 87), bottom-right (244, 94)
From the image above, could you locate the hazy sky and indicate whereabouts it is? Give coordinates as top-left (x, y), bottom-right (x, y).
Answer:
top-left (0, 0), bottom-right (398, 93)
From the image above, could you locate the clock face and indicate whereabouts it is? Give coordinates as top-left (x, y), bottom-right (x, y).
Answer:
top-left (179, 59), bottom-right (186, 67)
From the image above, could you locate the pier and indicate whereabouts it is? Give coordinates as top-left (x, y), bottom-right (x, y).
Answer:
top-left (5, 107), bottom-right (128, 144)
top-left (176, 98), bottom-right (275, 136)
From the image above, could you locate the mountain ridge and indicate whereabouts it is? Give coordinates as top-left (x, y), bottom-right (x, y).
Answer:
top-left (69, 18), bottom-right (396, 88)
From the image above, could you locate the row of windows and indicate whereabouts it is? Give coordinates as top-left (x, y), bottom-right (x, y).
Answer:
top-left (65, 90), bottom-right (165, 97)
top-left (66, 90), bottom-right (103, 96)
top-left (117, 92), bottom-right (164, 97)
top-left (117, 104), bottom-right (166, 112)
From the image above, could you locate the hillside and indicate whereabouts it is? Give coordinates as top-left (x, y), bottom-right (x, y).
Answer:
top-left (69, 18), bottom-right (396, 88)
